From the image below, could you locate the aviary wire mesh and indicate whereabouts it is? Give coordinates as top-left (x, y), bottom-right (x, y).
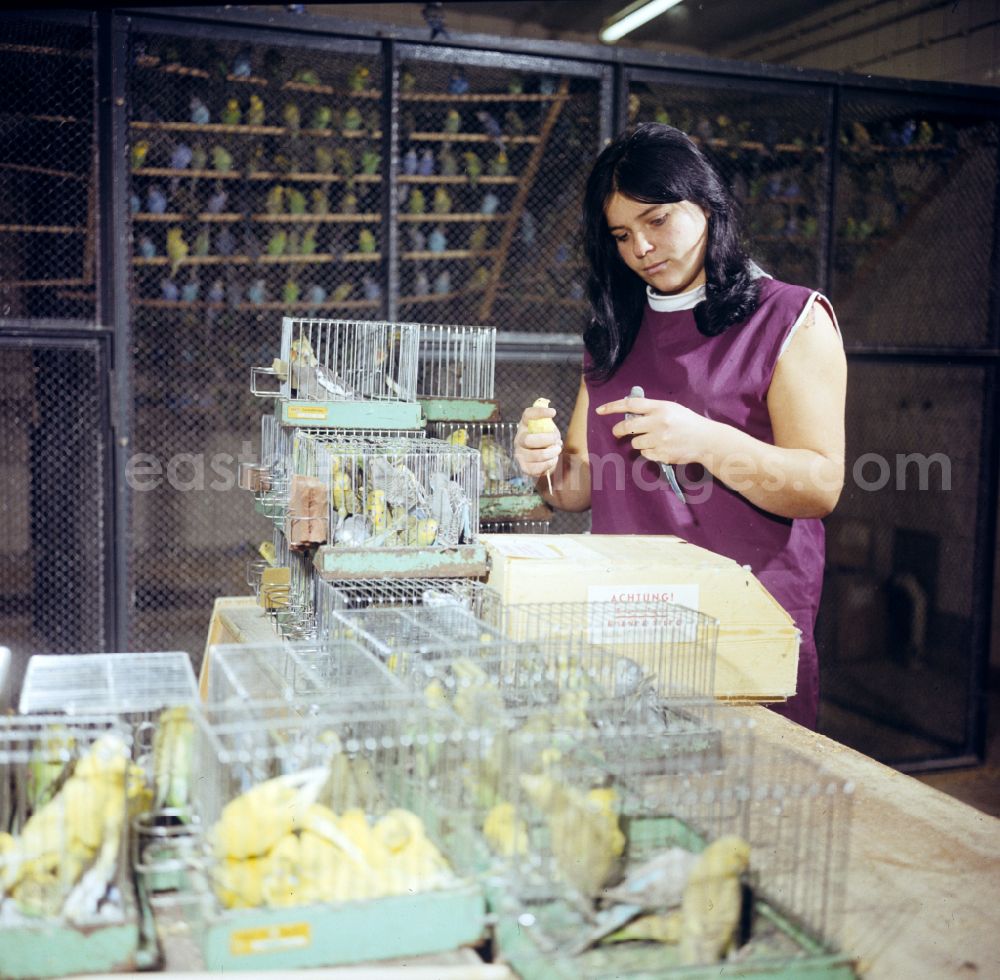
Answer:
top-left (0, 337), bottom-right (111, 677)
top-left (0, 15), bottom-right (97, 322)
top-left (626, 75), bottom-right (830, 292)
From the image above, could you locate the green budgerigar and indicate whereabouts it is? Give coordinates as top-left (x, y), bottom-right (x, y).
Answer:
top-left (267, 230), bottom-right (288, 256)
top-left (443, 108), bottom-right (461, 134)
top-left (220, 98), bottom-right (241, 126)
top-left (211, 145), bottom-right (233, 172)
top-left (340, 189), bottom-right (358, 215)
top-left (463, 151), bottom-right (482, 184)
top-left (130, 139), bottom-right (150, 169)
top-left (311, 105), bottom-right (333, 131)
top-left (488, 149), bottom-right (509, 177)
top-left (334, 147), bottom-right (355, 178)
top-left (343, 107), bottom-right (363, 131)
top-left (432, 186), bottom-right (452, 215)
top-left (193, 228), bottom-right (211, 257)
top-left (407, 188), bottom-right (426, 215)
top-left (245, 94), bottom-right (266, 127)
top-left (287, 188), bottom-right (307, 215)
top-left (265, 184), bottom-right (285, 215)
top-left (358, 228), bottom-right (377, 253)
top-left (330, 282), bottom-right (353, 302)
top-left (311, 188), bottom-right (329, 215)
top-left (283, 101), bottom-right (301, 135)
top-left (347, 64), bottom-right (370, 93)
top-left (468, 223), bottom-right (488, 251)
top-left (282, 279), bottom-right (300, 305)
top-left (166, 227), bottom-right (189, 276)
top-left (439, 143), bottom-right (458, 176)
top-left (301, 227), bottom-right (318, 255)
top-left (360, 148), bottom-right (380, 174)
top-left (315, 145), bottom-right (334, 174)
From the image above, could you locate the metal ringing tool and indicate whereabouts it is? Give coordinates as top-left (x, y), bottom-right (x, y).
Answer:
top-left (626, 385), bottom-right (686, 503)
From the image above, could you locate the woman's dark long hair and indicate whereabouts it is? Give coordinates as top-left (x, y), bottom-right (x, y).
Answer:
top-left (583, 122), bottom-right (761, 381)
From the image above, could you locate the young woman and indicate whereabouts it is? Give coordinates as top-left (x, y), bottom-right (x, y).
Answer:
top-left (513, 123), bottom-right (847, 729)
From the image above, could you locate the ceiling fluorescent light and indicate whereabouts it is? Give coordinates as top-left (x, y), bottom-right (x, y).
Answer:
top-left (600, 0), bottom-right (683, 43)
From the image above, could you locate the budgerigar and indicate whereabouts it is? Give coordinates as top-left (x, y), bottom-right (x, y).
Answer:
top-left (131, 139), bottom-right (150, 169)
top-left (266, 230), bottom-right (287, 256)
top-left (166, 227), bottom-right (189, 276)
top-left (468, 223), bottom-right (488, 251)
top-left (358, 228), bottom-right (377, 253)
top-left (310, 104), bottom-right (332, 130)
top-left (282, 279), bottom-right (300, 305)
top-left (282, 101), bottom-right (301, 136)
top-left (245, 94), bottom-right (265, 127)
top-left (220, 97), bottom-right (241, 126)
top-left (403, 147), bottom-right (419, 176)
top-left (432, 186), bottom-right (452, 214)
top-left (310, 188), bottom-right (329, 215)
top-left (347, 64), bottom-right (370, 92)
top-left (439, 142), bottom-right (458, 176)
top-left (152, 706), bottom-right (195, 813)
top-left (428, 226), bottom-right (447, 253)
top-left (287, 188), bottom-right (306, 215)
top-left (520, 774), bottom-right (626, 901)
top-left (480, 191), bottom-right (500, 215)
top-left (265, 184), bottom-right (285, 215)
top-left (189, 96), bottom-right (210, 125)
top-left (526, 397), bottom-right (558, 492)
top-left (483, 801), bottom-right (529, 858)
top-left (443, 108), bottom-right (461, 134)
top-left (488, 148), bottom-right (509, 177)
top-left (463, 151), bottom-right (482, 184)
top-left (407, 187), bottom-right (426, 215)
top-left (478, 433), bottom-right (511, 491)
top-left (418, 148), bottom-right (435, 176)
top-left (301, 227), bottom-right (318, 255)
top-left (678, 835), bottom-right (750, 965)
top-left (315, 144), bottom-right (334, 174)
top-left (211, 144), bottom-right (233, 172)
top-left (343, 106), bottom-right (363, 131)
top-left (360, 148), bottom-right (380, 174)
top-left (210, 768), bottom-right (329, 861)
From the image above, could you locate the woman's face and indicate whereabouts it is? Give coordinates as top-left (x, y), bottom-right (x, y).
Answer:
top-left (604, 191), bottom-right (709, 295)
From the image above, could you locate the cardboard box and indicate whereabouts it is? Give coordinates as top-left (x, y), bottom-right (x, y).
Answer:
top-left (481, 533), bottom-right (800, 703)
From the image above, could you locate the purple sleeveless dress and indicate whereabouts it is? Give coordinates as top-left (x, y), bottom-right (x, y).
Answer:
top-left (585, 277), bottom-right (827, 728)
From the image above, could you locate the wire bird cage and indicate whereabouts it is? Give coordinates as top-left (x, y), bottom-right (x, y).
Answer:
top-left (252, 317), bottom-right (423, 430)
top-left (207, 639), bottom-right (401, 706)
top-left (430, 420), bottom-right (552, 526)
top-left (415, 322), bottom-right (497, 422)
top-left (480, 712), bottom-right (854, 979)
top-left (309, 435), bottom-right (485, 579)
top-left (184, 700), bottom-right (486, 970)
top-left (0, 715), bottom-right (140, 977)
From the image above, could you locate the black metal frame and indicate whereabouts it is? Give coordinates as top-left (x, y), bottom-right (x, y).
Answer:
top-left (1, 4), bottom-right (995, 769)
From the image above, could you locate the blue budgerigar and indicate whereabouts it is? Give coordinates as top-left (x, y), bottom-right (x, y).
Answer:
top-left (207, 280), bottom-right (225, 304)
top-left (146, 185), bottom-right (167, 214)
top-left (189, 97), bottom-right (210, 125)
top-left (413, 268), bottom-right (430, 296)
top-left (231, 48), bottom-right (252, 78)
top-left (170, 142), bottom-right (193, 170)
top-left (403, 148), bottom-right (419, 176)
top-left (480, 191), bottom-right (500, 215)
top-left (362, 275), bottom-right (381, 300)
top-left (475, 110), bottom-right (504, 147)
top-left (433, 269), bottom-right (451, 294)
top-left (418, 149), bottom-right (435, 176)
top-left (306, 283), bottom-right (327, 305)
top-left (428, 226), bottom-right (447, 252)
top-left (447, 69), bottom-right (469, 95)
top-left (138, 236), bottom-right (156, 258)
top-left (214, 228), bottom-right (235, 256)
top-left (181, 278), bottom-right (200, 303)
top-left (247, 278), bottom-right (267, 305)
top-left (160, 278), bottom-right (179, 301)
top-left (206, 187), bottom-right (228, 214)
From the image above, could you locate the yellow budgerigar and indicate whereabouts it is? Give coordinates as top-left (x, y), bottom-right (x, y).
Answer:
top-left (483, 800), bottom-right (529, 858)
top-left (679, 835), bottom-right (751, 965)
top-left (526, 397), bottom-right (558, 492)
top-left (520, 773), bottom-right (625, 900)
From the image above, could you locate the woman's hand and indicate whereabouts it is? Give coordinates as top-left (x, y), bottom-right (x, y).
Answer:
top-left (514, 401), bottom-right (564, 480)
top-left (595, 394), bottom-right (708, 467)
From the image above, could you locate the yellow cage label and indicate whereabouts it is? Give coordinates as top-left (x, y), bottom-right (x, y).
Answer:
top-left (287, 404), bottom-right (328, 420)
top-left (230, 921), bottom-right (311, 956)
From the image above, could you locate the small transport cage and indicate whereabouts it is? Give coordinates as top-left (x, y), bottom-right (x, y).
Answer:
top-left (252, 317), bottom-right (423, 430)
top-left (183, 699), bottom-right (486, 971)
top-left (0, 715), bottom-right (141, 979)
top-left (311, 434), bottom-right (488, 579)
top-left (430, 420), bottom-right (552, 525)
top-left (415, 322), bottom-right (498, 422)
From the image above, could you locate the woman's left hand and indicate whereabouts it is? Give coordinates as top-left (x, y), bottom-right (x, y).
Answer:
top-left (595, 394), bottom-right (709, 466)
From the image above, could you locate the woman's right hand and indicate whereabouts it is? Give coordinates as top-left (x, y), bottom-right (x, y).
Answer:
top-left (514, 402), bottom-right (563, 482)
